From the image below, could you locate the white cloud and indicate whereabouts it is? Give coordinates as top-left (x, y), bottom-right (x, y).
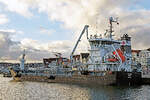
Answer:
top-left (39, 26), bottom-right (55, 36)
top-left (0, 0), bottom-right (33, 17)
top-left (0, 29), bottom-right (16, 33)
top-left (20, 38), bottom-right (72, 60)
top-left (0, 29), bottom-right (72, 61)
top-left (0, 29), bottom-right (21, 60)
top-left (21, 38), bottom-right (72, 54)
top-left (28, 0), bottom-right (150, 50)
top-left (0, 29), bottom-right (24, 41)
top-left (0, 0), bottom-right (150, 61)
top-left (0, 14), bottom-right (9, 24)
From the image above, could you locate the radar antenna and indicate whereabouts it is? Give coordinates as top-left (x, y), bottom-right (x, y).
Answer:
top-left (108, 17), bottom-right (119, 39)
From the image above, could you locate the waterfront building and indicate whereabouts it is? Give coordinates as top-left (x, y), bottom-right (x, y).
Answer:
top-left (132, 49), bottom-right (150, 74)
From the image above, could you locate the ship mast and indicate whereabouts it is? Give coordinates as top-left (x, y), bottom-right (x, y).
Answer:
top-left (20, 49), bottom-right (25, 70)
top-left (108, 17), bottom-right (119, 40)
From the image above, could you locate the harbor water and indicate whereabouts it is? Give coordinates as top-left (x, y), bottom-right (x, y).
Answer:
top-left (0, 75), bottom-right (150, 100)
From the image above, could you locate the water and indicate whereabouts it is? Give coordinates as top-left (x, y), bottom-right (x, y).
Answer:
top-left (0, 75), bottom-right (150, 100)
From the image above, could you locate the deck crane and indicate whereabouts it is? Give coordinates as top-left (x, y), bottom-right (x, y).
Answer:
top-left (70, 25), bottom-right (89, 66)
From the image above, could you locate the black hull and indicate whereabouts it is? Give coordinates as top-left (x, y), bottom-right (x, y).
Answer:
top-left (116, 72), bottom-right (142, 86)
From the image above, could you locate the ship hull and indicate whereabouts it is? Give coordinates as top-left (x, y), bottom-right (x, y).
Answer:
top-left (15, 74), bottom-right (116, 85)
top-left (116, 71), bottom-right (142, 86)
top-left (10, 69), bottom-right (142, 86)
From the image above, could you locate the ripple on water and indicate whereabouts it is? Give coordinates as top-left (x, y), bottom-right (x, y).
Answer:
top-left (0, 76), bottom-right (150, 100)
top-left (0, 76), bottom-right (90, 100)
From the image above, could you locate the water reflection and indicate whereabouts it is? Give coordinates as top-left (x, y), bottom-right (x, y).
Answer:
top-left (0, 76), bottom-right (150, 100)
top-left (84, 85), bottom-right (150, 100)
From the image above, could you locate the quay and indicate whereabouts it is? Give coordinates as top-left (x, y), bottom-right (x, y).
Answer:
top-left (142, 74), bottom-right (150, 85)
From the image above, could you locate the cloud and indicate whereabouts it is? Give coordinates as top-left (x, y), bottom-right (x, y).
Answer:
top-left (0, 14), bottom-right (9, 24)
top-left (0, 0), bottom-right (134, 28)
top-left (0, 0), bottom-right (150, 61)
top-left (0, 29), bottom-right (17, 34)
top-left (39, 26), bottom-right (55, 36)
top-left (113, 9), bottom-right (150, 49)
top-left (33, 0), bottom-right (134, 30)
top-left (0, 29), bottom-right (21, 60)
top-left (0, 29), bottom-right (72, 61)
top-left (20, 38), bottom-right (72, 60)
top-left (27, 0), bottom-right (150, 50)
top-left (0, 0), bottom-right (33, 17)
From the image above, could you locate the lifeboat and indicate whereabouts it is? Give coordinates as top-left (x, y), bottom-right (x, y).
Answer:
top-left (112, 49), bottom-right (126, 63)
top-left (107, 49), bottom-right (126, 63)
top-left (107, 58), bottom-right (118, 62)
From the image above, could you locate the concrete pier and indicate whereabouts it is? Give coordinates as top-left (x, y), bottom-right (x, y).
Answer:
top-left (142, 74), bottom-right (150, 84)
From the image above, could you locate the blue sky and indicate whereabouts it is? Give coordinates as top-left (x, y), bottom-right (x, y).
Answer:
top-left (135, 0), bottom-right (150, 9)
top-left (0, 9), bottom-right (73, 42)
top-left (0, 0), bottom-right (149, 43)
top-left (0, 0), bottom-right (150, 61)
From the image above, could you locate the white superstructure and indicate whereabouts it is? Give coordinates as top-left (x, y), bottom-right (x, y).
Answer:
top-left (87, 17), bottom-right (132, 72)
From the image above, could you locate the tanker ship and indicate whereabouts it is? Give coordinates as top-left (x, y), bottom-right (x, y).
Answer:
top-left (9, 17), bottom-right (142, 86)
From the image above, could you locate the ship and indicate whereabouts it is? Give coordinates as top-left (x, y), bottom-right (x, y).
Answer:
top-left (9, 17), bottom-right (142, 86)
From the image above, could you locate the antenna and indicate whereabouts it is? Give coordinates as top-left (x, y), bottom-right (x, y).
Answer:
top-left (109, 17), bottom-right (119, 39)
top-left (22, 49), bottom-right (25, 60)
top-left (104, 29), bottom-right (108, 36)
top-left (96, 15), bottom-right (98, 34)
top-left (95, 13), bottom-right (100, 34)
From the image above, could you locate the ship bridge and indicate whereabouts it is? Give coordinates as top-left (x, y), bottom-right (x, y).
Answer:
top-left (88, 34), bottom-right (132, 72)
top-left (89, 35), bottom-right (120, 45)
top-left (87, 17), bottom-right (132, 72)
top-left (70, 17), bottom-right (132, 72)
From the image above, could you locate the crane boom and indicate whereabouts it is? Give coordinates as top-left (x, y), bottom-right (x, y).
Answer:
top-left (70, 25), bottom-right (89, 64)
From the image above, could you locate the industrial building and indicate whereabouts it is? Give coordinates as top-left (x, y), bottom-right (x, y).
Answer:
top-left (132, 49), bottom-right (150, 74)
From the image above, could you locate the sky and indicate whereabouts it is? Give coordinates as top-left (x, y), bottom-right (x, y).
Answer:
top-left (0, 0), bottom-right (150, 62)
